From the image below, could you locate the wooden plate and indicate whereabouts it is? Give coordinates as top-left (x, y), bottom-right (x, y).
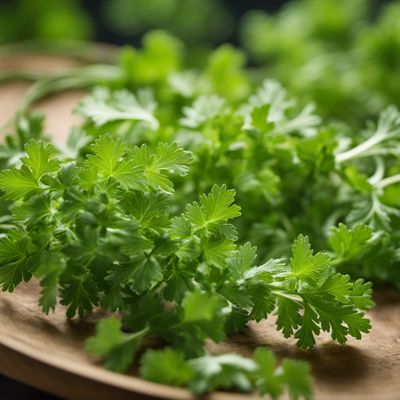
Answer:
top-left (0, 54), bottom-right (400, 400)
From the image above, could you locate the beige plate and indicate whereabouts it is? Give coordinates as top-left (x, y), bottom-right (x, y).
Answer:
top-left (0, 54), bottom-right (400, 400)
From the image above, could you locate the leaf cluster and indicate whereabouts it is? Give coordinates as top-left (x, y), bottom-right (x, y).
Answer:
top-left (0, 130), bottom-right (373, 398)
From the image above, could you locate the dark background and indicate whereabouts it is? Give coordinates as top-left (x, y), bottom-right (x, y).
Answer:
top-left (0, 0), bottom-right (391, 398)
top-left (73, 0), bottom-right (391, 46)
top-left (81, 0), bottom-right (288, 45)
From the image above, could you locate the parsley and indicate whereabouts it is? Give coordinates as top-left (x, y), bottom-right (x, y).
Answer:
top-left (86, 318), bottom-right (149, 372)
top-left (66, 63), bottom-right (400, 287)
top-left (75, 87), bottom-right (159, 130)
top-left (6, 11), bottom-right (400, 396)
top-left (140, 348), bottom-right (312, 399)
top-left (240, 0), bottom-right (400, 124)
top-left (0, 128), bottom-right (373, 397)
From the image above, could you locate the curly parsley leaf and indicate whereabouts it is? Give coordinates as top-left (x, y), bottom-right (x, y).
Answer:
top-left (75, 87), bottom-right (159, 130)
top-left (21, 140), bottom-right (60, 179)
top-left (130, 142), bottom-right (192, 193)
top-left (184, 184), bottom-right (241, 233)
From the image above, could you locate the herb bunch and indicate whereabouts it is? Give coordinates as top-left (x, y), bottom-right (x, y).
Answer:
top-left (70, 72), bottom-right (400, 288)
top-left (0, 117), bottom-right (373, 397)
top-left (1, 6), bottom-right (399, 396)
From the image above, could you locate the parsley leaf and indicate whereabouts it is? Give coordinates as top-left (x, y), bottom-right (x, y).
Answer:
top-left (184, 184), bottom-right (241, 234)
top-left (76, 87), bottom-right (159, 130)
top-left (290, 234), bottom-right (330, 284)
top-left (0, 165), bottom-right (39, 200)
top-left (86, 318), bottom-right (148, 372)
top-left (140, 348), bottom-right (194, 386)
top-left (21, 140), bottom-right (60, 179)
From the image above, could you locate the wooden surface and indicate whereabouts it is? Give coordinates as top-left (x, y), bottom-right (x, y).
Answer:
top-left (0, 282), bottom-right (400, 400)
top-left (0, 54), bottom-right (400, 400)
top-left (0, 53), bottom-right (85, 142)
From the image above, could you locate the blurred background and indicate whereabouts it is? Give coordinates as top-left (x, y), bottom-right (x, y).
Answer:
top-left (1, 0), bottom-right (398, 125)
top-left (0, 0), bottom-right (282, 46)
top-left (0, 0), bottom-right (391, 46)
top-left (0, 0), bottom-right (395, 398)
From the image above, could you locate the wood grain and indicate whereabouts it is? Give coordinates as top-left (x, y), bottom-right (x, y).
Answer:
top-left (0, 54), bottom-right (400, 400)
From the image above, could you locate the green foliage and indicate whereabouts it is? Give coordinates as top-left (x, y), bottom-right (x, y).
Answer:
top-left (0, 129), bottom-right (375, 398)
top-left (118, 31), bottom-right (184, 87)
top-left (0, 0), bottom-right (93, 43)
top-left (86, 318), bottom-right (148, 372)
top-left (6, 4), bottom-right (400, 395)
top-left (0, 166), bottom-right (39, 200)
top-left (102, 0), bottom-right (233, 44)
top-left (75, 88), bottom-right (159, 130)
top-left (329, 224), bottom-right (373, 262)
top-left (140, 348), bottom-right (194, 386)
top-left (69, 58), bottom-right (400, 287)
top-left (290, 235), bottom-right (330, 284)
top-left (240, 0), bottom-right (400, 124)
top-left (140, 347), bottom-right (312, 399)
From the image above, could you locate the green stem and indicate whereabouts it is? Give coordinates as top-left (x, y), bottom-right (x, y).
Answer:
top-left (0, 64), bottom-right (122, 132)
top-left (335, 133), bottom-right (386, 163)
top-left (18, 64), bottom-right (121, 111)
top-left (125, 326), bottom-right (151, 342)
top-left (0, 70), bottom-right (44, 83)
top-left (271, 289), bottom-right (303, 305)
top-left (376, 173), bottom-right (400, 189)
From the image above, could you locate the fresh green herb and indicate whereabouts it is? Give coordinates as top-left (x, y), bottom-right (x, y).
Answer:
top-left (240, 0), bottom-right (400, 124)
top-left (3, 2), bottom-right (400, 396)
top-left (67, 72), bottom-right (400, 288)
top-left (0, 129), bottom-right (372, 397)
top-left (141, 347), bottom-right (312, 398)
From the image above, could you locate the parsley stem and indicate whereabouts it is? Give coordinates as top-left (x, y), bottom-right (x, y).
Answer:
top-left (0, 70), bottom-right (44, 83)
top-left (368, 157), bottom-right (385, 185)
top-left (376, 173), bottom-right (400, 189)
top-left (17, 65), bottom-right (121, 114)
top-left (125, 326), bottom-right (150, 342)
top-left (0, 65), bottom-right (122, 132)
top-left (271, 290), bottom-right (303, 305)
top-left (335, 133), bottom-right (386, 163)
